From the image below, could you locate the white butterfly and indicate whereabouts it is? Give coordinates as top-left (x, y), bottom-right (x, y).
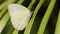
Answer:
top-left (8, 4), bottom-right (32, 30)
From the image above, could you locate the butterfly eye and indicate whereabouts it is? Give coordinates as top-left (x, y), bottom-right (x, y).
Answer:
top-left (8, 4), bottom-right (32, 30)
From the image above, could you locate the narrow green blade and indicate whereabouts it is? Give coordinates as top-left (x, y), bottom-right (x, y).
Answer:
top-left (54, 10), bottom-right (60, 34)
top-left (37, 0), bottom-right (56, 34)
top-left (24, 0), bottom-right (45, 34)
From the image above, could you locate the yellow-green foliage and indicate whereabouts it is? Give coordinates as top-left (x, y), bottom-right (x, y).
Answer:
top-left (0, 0), bottom-right (60, 34)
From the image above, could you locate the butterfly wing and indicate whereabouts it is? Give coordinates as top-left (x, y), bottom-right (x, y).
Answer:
top-left (8, 4), bottom-right (32, 30)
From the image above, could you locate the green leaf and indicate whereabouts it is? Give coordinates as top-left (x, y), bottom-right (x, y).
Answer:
top-left (0, 7), bottom-right (7, 18)
top-left (27, 0), bottom-right (36, 10)
top-left (12, 29), bottom-right (19, 34)
top-left (1, 20), bottom-right (14, 34)
top-left (37, 0), bottom-right (56, 34)
top-left (24, 0), bottom-right (45, 34)
top-left (0, 0), bottom-right (17, 11)
top-left (54, 10), bottom-right (60, 34)
top-left (0, 12), bottom-right (10, 33)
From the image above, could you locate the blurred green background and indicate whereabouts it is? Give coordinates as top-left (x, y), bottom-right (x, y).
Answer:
top-left (0, 0), bottom-right (60, 34)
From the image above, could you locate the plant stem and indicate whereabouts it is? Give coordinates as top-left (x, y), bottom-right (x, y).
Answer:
top-left (16, 0), bottom-right (24, 4)
top-left (1, 20), bottom-right (14, 34)
top-left (37, 0), bottom-right (56, 34)
top-left (0, 0), bottom-right (16, 11)
top-left (54, 10), bottom-right (60, 34)
top-left (0, 12), bottom-right (10, 33)
top-left (24, 0), bottom-right (45, 34)
top-left (13, 29), bottom-right (19, 34)
top-left (0, 7), bottom-right (7, 18)
top-left (28, 0), bottom-right (36, 10)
